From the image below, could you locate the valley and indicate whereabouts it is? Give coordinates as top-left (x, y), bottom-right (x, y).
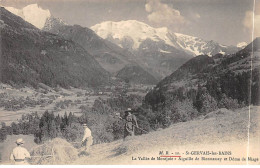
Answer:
top-left (0, 82), bottom-right (153, 126)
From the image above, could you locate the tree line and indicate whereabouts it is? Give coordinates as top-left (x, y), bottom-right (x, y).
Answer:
top-left (143, 69), bottom-right (258, 129)
top-left (0, 111), bottom-right (86, 143)
top-left (0, 94), bottom-right (147, 144)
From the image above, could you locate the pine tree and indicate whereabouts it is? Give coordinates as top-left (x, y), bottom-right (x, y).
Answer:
top-left (63, 112), bottom-right (68, 126)
top-left (0, 122), bottom-right (7, 142)
top-left (11, 122), bottom-right (19, 135)
top-left (194, 85), bottom-right (217, 114)
top-left (55, 114), bottom-right (62, 132)
top-left (200, 93), bottom-right (217, 114)
top-left (194, 84), bottom-right (204, 112)
top-left (68, 112), bottom-right (73, 127)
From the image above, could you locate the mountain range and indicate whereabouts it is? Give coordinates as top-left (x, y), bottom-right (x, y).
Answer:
top-left (91, 20), bottom-right (239, 56)
top-left (0, 7), bottom-right (110, 88)
top-left (3, 4), bottom-right (158, 85)
top-left (2, 3), bottom-right (254, 88)
top-left (91, 20), bottom-right (240, 78)
top-left (5, 4), bottom-right (244, 81)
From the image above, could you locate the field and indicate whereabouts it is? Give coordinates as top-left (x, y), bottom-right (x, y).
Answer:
top-left (0, 83), bottom-right (110, 125)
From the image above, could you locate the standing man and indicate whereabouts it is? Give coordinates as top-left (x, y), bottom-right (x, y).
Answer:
top-left (10, 138), bottom-right (31, 165)
top-left (81, 123), bottom-right (93, 153)
top-left (124, 108), bottom-right (139, 138)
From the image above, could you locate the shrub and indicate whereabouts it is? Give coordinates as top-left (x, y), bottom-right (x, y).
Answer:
top-left (170, 99), bottom-right (198, 123)
top-left (76, 92), bottom-right (83, 97)
top-left (218, 94), bottom-right (241, 110)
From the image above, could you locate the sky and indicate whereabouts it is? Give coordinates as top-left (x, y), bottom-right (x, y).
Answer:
top-left (0, 0), bottom-right (259, 46)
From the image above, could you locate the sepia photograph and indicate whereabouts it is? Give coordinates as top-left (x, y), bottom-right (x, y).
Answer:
top-left (0, 0), bottom-right (259, 165)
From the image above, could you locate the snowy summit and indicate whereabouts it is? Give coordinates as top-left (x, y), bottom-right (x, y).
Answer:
top-left (5, 4), bottom-right (51, 29)
top-left (91, 20), bottom-right (175, 49)
top-left (91, 20), bottom-right (237, 56)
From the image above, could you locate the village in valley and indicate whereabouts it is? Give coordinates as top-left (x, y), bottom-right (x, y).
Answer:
top-left (0, 80), bottom-right (154, 126)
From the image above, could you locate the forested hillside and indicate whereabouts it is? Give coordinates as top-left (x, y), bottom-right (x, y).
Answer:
top-left (0, 7), bottom-right (110, 88)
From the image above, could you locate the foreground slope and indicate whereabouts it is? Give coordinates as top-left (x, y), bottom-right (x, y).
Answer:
top-left (1, 107), bottom-right (259, 165)
top-left (73, 106), bottom-right (259, 165)
top-left (0, 7), bottom-right (110, 88)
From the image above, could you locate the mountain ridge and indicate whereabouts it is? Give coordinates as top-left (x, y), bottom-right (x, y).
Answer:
top-left (144, 38), bottom-right (260, 112)
top-left (0, 7), bottom-right (110, 88)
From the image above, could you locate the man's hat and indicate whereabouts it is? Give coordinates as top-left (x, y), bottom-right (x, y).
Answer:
top-left (82, 123), bottom-right (88, 127)
top-left (15, 138), bottom-right (24, 145)
top-left (126, 108), bottom-right (132, 112)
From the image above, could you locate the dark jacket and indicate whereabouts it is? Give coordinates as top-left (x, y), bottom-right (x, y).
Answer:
top-left (124, 113), bottom-right (138, 132)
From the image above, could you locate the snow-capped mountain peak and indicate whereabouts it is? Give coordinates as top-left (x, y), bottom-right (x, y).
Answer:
top-left (5, 4), bottom-right (51, 29)
top-left (91, 20), bottom-right (177, 49)
top-left (91, 20), bottom-right (238, 56)
top-left (174, 33), bottom-right (209, 55)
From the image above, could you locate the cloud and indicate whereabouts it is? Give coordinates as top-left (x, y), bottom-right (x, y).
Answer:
top-left (145, 0), bottom-right (187, 31)
top-left (243, 10), bottom-right (260, 37)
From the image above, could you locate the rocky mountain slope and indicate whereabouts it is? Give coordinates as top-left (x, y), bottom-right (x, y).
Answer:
top-left (116, 65), bottom-right (158, 85)
top-left (42, 16), bottom-right (67, 32)
top-left (44, 24), bottom-right (138, 75)
top-left (144, 38), bottom-right (260, 111)
top-left (0, 7), bottom-right (110, 88)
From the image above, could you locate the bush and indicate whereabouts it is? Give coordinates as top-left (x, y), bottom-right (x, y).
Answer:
top-left (218, 94), bottom-right (241, 110)
top-left (194, 87), bottom-right (218, 114)
top-left (170, 99), bottom-right (199, 123)
top-left (112, 120), bottom-right (124, 140)
top-left (84, 112), bottom-right (115, 144)
top-left (200, 93), bottom-right (218, 114)
top-left (62, 123), bottom-right (84, 142)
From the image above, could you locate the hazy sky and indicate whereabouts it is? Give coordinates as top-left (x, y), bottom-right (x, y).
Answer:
top-left (1, 0), bottom-right (259, 46)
